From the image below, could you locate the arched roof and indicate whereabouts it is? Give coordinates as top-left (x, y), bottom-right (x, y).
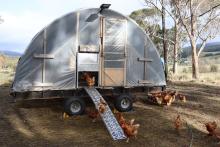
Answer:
top-left (12, 8), bottom-right (166, 92)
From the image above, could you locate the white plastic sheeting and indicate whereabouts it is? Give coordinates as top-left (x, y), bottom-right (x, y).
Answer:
top-left (12, 8), bottom-right (166, 92)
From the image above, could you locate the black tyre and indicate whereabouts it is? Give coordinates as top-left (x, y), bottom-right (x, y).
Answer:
top-left (114, 94), bottom-right (133, 112)
top-left (64, 97), bottom-right (85, 115)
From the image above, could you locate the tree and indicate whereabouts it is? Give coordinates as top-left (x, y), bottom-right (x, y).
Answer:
top-left (145, 0), bottom-right (190, 76)
top-left (161, 0), bottom-right (168, 80)
top-left (169, 0), bottom-right (181, 75)
top-left (129, 8), bottom-right (163, 49)
top-left (144, 0), bottom-right (169, 80)
top-left (173, 0), bottom-right (220, 79)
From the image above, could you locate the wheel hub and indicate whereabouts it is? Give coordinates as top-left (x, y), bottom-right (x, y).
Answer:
top-left (70, 101), bottom-right (81, 113)
top-left (121, 98), bottom-right (130, 109)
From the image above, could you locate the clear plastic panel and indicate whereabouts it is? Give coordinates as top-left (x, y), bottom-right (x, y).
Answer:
top-left (78, 53), bottom-right (99, 64)
top-left (104, 45), bottom-right (124, 53)
top-left (104, 61), bottom-right (124, 68)
top-left (104, 53), bottom-right (124, 60)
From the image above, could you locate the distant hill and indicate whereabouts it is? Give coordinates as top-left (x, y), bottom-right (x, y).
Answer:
top-left (0, 50), bottom-right (22, 57)
top-left (182, 42), bottom-right (220, 58)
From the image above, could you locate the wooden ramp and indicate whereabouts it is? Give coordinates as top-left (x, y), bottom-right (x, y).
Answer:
top-left (84, 87), bottom-right (126, 140)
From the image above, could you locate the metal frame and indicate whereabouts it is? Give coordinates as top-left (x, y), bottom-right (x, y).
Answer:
top-left (100, 16), bottom-right (104, 87)
top-left (76, 12), bottom-right (80, 89)
top-left (76, 12), bottom-right (100, 88)
top-left (78, 45), bottom-right (99, 53)
top-left (101, 18), bottom-right (127, 87)
top-left (137, 57), bottom-right (153, 62)
top-left (33, 54), bottom-right (54, 59)
top-left (43, 29), bottom-right (47, 85)
top-left (138, 80), bottom-right (152, 84)
top-left (124, 20), bottom-right (127, 87)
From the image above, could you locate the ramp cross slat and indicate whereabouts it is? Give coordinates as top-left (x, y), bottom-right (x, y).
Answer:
top-left (84, 87), bottom-right (126, 140)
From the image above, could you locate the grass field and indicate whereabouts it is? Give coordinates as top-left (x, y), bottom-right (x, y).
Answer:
top-left (0, 56), bottom-right (18, 85)
top-left (169, 65), bottom-right (220, 85)
top-left (168, 54), bottom-right (220, 85)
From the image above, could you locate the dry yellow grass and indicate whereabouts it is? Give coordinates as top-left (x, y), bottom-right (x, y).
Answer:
top-left (0, 55), bottom-right (18, 85)
top-left (168, 54), bottom-right (220, 85)
top-left (0, 54), bottom-right (6, 68)
top-left (169, 64), bottom-right (220, 86)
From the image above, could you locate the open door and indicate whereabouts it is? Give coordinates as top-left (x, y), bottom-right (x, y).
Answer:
top-left (100, 18), bottom-right (127, 86)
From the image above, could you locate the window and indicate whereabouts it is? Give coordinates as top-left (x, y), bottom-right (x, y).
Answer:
top-left (78, 53), bottom-right (99, 64)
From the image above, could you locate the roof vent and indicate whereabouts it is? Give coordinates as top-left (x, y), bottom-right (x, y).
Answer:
top-left (86, 4), bottom-right (111, 22)
top-left (99, 4), bottom-right (111, 13)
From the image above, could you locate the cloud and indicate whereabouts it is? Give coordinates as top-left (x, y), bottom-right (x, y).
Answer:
top-left (0, 0), bottom-right (145, 53)
top-left (0, 11), bottom-right (49, 42)
top-left (0, 11), bottom-right (57, 52)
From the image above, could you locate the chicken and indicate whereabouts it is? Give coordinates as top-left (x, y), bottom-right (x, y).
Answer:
top-left (176, 93), bottom-right (186, 102)
top-left (130, 119), bottom-right (135, 125)
top-left (151, 91), bottom-right (177, 106)
top-left (174, 115), bottom-right (182, 131)
top-left (100, 97), bottom-right (107, 105)
top-left (167, 91), bottom-right (177, 103)
top-left (87, 76), bottom-right (95, 87)
top-left (117, 113), bottom-right (126, 126)
top-left (123, 119), bottom-right (140, 142)
top-left (116, 113), bottom-right (140, 142)
top-left (62, 112), bottom-right (70, 119)
top-left (216, 132), bottom-right (220, 140)
top-left (205, 121), bottom-right (217, 136)
top-left (155, 96), bottom-right (163, 105)
top-left (82, 72), bottom-right (95, 87)
top-left (98, 103), bottom-right (106, 113)
top-left (113, 108), bottom-right (119, 114)
top-left (98, 98), bottom-right (107, 113)
top-left (165, 91), bottom-right (176, 105)
top-left (163, 93), bottom-right (175, 106)
top-left (128, 119), bottom-right (140, 138)
top-left (151, 92), bottom-right (162, 97)
top-left (86, 109), bottom-right (99, 122)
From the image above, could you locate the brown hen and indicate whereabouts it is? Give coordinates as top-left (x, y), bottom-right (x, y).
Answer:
top-left (150, 90), bottom-right (177, 106)
top-left (98, 98), bottom-right (107, 113)
top-left (82, 72), bottom-right (95, 87)
top-left (86, 109), bottom-right (99, 122)
top-left (116, 113), bottom-right (140, 142)
top-left (117, 113), bottom-right (126, 126)
top-left (174, 115), bottom-right (182, 131)
top-left (179, 94), bottom-right (186, 102)
top-left (123, 119), bottom-right (140, 142)
top-left (205, 121), bottom-right (217, 136)
top-left (62, 112), bottom-right (70, 120)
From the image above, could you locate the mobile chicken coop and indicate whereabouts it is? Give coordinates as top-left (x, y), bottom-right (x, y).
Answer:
top-left (11, 4), bottom-right (166, 116)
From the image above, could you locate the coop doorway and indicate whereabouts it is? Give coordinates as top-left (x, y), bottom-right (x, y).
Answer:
top-left (77, 52), bottom-right (99, 87)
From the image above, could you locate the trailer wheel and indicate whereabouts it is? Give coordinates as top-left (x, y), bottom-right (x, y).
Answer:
top-left (64, 97), bottom-right (85, 115)
top-left (114, 94), bottom-right (133, 112)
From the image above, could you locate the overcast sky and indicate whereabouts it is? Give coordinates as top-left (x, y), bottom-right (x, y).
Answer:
top-left (0, 0), bottom-right (146, 53)
top-left (0, 0), bottom-right (219, 53)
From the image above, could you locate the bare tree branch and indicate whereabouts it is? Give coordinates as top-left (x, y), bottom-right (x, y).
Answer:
top-left (148, 33), bottom-right (175, 44)
top-left (196, 14), bottom-right (220, 41)
top-left (197, 33), bottom-right (210, 56)
top-left (145, 0), bottom-right (163, 13)
top-left (199, 3), bottom-right (220, 17)
top-left (157, 0), bottom-right (177, 22)
top-left (174, 1), bottom-right (192, 39)
top-left (146, 0), bottom-right (180, 23)
top-left (195, 0), bottom-right (207, 12)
